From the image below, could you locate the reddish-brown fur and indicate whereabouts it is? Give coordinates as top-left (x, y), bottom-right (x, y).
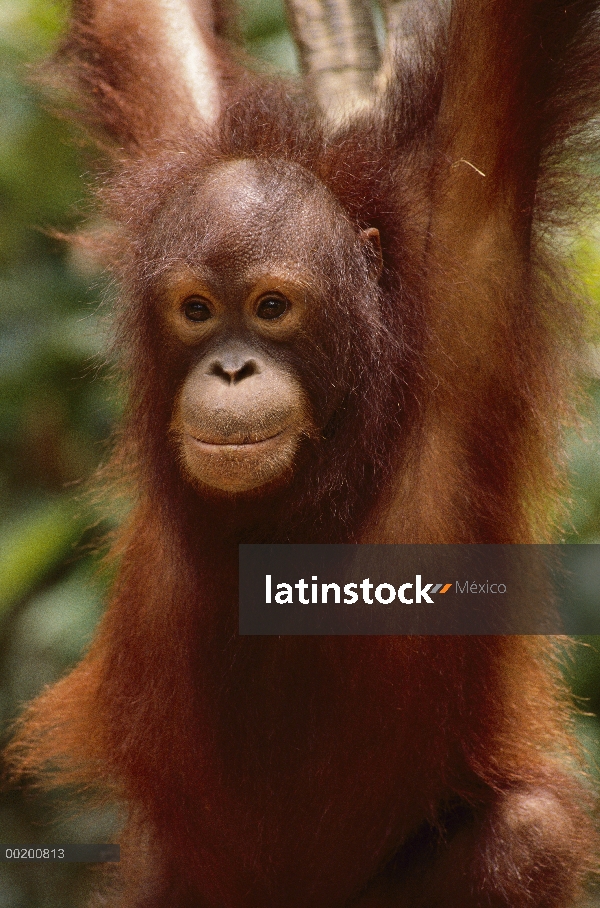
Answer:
top-left (6, 0), bottom-right (600, 905)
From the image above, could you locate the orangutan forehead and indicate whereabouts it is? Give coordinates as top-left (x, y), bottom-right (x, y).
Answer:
top-left (194, 159), bottom-right (349, 230)
top-left (148, 157), bottom-right (356, 272)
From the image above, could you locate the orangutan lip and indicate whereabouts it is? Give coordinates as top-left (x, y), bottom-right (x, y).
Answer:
top-left (186, 431), bottom-right (284, 450)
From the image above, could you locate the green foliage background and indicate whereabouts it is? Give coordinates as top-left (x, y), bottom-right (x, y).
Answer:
top-left (0, 2), bottom-right (599, 905)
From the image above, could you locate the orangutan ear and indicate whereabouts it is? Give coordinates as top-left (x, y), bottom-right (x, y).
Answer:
top-left (361, 227), bottom-right (383, 280)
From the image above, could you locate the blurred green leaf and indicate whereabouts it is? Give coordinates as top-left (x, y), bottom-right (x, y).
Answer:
top-left (242, 0), bottom-right (289, 41)
top-left (0, 497), bottom-right (86, 615)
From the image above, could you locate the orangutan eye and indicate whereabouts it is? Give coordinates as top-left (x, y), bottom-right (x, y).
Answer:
top-left (256, 296), bottom-right (289, 320)
top-left (183, 297), bottom-right (212, 322)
